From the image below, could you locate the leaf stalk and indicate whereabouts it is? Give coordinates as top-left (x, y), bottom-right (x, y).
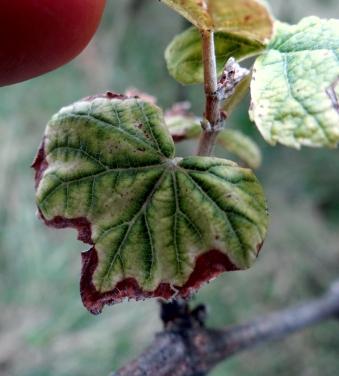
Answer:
top-left (197, 30), bottom-right (222, 156)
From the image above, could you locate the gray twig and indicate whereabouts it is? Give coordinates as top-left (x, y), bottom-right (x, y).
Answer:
top-left (111, 280), bottom-right (339, 376)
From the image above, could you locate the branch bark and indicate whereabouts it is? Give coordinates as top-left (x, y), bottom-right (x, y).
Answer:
top-left (111, 280), bottom-right (339, 376)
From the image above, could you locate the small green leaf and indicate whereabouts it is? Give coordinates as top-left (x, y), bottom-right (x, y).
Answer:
top-left (250, 17), bottom-right (339, 148)
top-left (217, 129), bottom-right (262, 169)
top-left (165, 27), bottom-right (264, 85)
top-left (164, 101), bottom-right (201, 141)
top-left (164, 102), bottom-right (261, 168)
top-left (165, 114), bottom-right (201, 141)
top-left (161, 0), bottom-right (273, 43)
top-left (34, 93), bottom-right (268, 313)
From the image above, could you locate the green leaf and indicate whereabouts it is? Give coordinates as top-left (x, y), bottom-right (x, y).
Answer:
top-left (160, 0), bottom-right (273, 43)
top-left (250, 17), bottom-right (339, 148)
top-left (217, 129), bottom-right (262, 169)
top-left (164, 101), bottom-right (201, 141)
top-left (34, 93), bottom-right (268, 314)
top-left (165, 27), bottom-right (264, 85)
top-left (165, 114), bottom-right (201, 141)
top-left (164, 102), bottom-right (261, 168)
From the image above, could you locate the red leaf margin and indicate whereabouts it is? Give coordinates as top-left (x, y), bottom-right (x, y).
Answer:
top-left (80, 248), bottom-right (239, 314)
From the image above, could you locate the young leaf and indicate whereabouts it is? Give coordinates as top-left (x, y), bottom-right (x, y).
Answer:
top-left (34, 93), bottom-right (268, 314)
top-left (217, 129), bottom-right (262, 169)
top-left (250, 17), bottom-right (339, 148)
top-left (165, 103), bottom-right (261, 169)
top-left (165, 26), bottom-right (264, 85)
top-left (166, 114), bottom-right (201, 141)
top-left (165, 102), bottom-right (201, 141)
top-left (160, 0), bottom-right (273, 43)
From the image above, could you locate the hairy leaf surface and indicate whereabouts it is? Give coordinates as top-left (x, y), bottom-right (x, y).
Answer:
top-left (250, 17), bottom-right (339, 148)
top-left (34, 93), bottom-right (268, 314)
top-left (161, 0), bottom-right (273, 42)
top-left (165, 27), bottom-right (264, 85)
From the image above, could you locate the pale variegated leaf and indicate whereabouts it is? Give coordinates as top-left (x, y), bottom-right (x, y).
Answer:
top-left (250, 17), bottom-right (339, 148)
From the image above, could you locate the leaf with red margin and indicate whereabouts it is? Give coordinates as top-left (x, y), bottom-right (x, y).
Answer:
top-left (33, 93), bottom-right (268, 314)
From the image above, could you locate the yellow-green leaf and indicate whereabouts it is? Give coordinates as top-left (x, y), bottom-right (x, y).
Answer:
top-left (161, 0), bottom-right (273, 43)
top-left (165, 113), bottom-right (201, 141)
top-left (165, 108), bottom-right (261, 168)
top-left (217, 129), bottom-right (262, 169)
top-left (34, 93), bottom-right (268, 314)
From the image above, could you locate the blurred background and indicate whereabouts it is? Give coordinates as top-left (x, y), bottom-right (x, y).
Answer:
top-left (0, 0), bottom-right (339, 375)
